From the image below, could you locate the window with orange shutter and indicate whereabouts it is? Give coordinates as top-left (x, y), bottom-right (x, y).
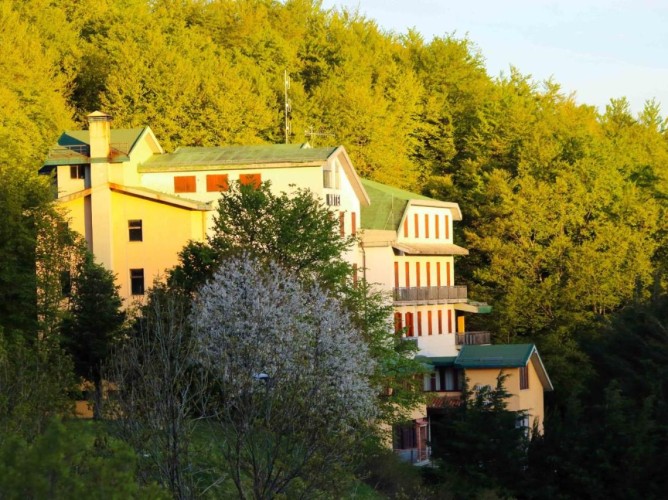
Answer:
top-left (239, 173), bottom-right (262, 188)
top-left (174, 175), bottom-right (196, 193)
top-left (206, 174), bottom-right (229, 192)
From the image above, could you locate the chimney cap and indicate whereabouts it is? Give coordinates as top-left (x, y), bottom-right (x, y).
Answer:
top-left (87, 111), bottom-right (112, 122)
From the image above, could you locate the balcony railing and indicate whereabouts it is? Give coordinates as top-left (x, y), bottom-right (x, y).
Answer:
top-left (47, 143), bottom-right (130, 162)
top-left (393, 286), bottom-right (467, 304)
top-left (394, 447), bottom-right (430, 464)
top-left (455, 331), bottom-right (491, 346)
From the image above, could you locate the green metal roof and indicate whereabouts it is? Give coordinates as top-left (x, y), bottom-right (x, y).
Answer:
top-left (41, 128), bottom-right (146, 169)
top-left (415, 356), bottom-right (457, 369)
top-left (139, 143), bottom-right (337, 172)
top-left (360, 179), bottom-right (436, 231)
top-left (455, 344), bottom-right (535, 369)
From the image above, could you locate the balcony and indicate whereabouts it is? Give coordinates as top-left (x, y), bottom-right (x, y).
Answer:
top-left (393, 286), bottom-right (467, 305)
top-left (455, 331), bottom-right (491, 346)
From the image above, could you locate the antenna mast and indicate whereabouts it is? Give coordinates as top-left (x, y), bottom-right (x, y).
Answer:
top-left (284, 70), bottom-right (291, 144)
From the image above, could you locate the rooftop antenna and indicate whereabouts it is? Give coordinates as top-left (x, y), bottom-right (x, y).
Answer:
top-left (284, 70), bottom-right (291, 144)
top-left (304, 125), bottom-right (334, 145)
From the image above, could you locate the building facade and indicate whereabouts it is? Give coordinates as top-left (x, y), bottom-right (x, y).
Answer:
top-left (42, 112), bottom-right (552, 460)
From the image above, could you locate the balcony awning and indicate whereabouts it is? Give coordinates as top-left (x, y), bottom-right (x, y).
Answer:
top-left (392, 243), bottom-right (469, 256)
top-left (454, 301), bottom-right (493, 314)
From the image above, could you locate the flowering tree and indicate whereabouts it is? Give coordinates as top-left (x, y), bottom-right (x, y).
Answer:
top-left (191, 256), bottom-right (376, 499)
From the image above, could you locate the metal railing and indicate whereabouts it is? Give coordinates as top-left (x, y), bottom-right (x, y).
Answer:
top-left (393, 285), bottom-right (467, 304)
top-left (455, 331), bottom-right (491, 346)
top-left (48, 144), bottom-right (89, 160)
top-left (394, 447), bottom-right (430, 464)
top-left (47, 142), bottom-right (130, 161)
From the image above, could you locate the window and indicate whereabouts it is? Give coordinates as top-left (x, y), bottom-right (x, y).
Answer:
top-left (405, 262), bottom-right (410, 287)
top-left (520, 366), bottom-right (529, 390)
top-left (174, 175), bottom-right (196, 193)
top-left (326, 193), bottom-right (340, 206)
top-left (70, 165), bottom-right (85, 179)
top-left (428, 311), bottom-right (433, 335)
top-left (339, 212), bottom-right (345, 236)
top-left (128, 220), bottom-right (143, 242)
top-left (323, 164), bottom-right (340, 189)
top-left (394, 312), bottom-right (403, 334)
top-left (417, 311), bottom-right (422, 336)
top-left (130, 269), bottom-right (145, 295)
top-left (435, 215), bottom-right (440, 238)
top-left (438, 310), bottom-right (443, 334)
top-left (206, 174), bottom-right (229, 192)
top-left (403, 218), bottom-right (409, 237)
top-left (426, 262), bottom-right (431, 287)
top-left (424, 367), bottom-right (462, 392)
top-left (424, 214), bottom-right (429, 238)
top-left (394, 262), bottom-right (399, 289)
top-left (351, 212), bottom-right (356, 235)
top-left (415, 262), bottom-right (420, 287)
top-left (414, 213), bottom-right (419, 238)
top-left (405, 312), bottom-right (414, 337)
top-left (445, 215), bottom-right (450, 239)
top-left (239, 173), bottom-right (261, 188)
top-left (393, 424), bottom-right (416, 450)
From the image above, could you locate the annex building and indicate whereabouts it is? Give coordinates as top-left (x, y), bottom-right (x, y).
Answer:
top-left (41, 112), bottom-right (552, 462)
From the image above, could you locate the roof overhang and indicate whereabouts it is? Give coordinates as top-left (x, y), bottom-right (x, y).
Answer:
top-left (529, 348), bottom-right (554, 392)
top-left (454, 301), bottom-right (493, 314)
top-left (108, 183), bottom-right (212, 211)
top-left (359, 229), bottom-right (396, 247)
top-left (392, 242), bottom-right (469, 256)
top-left (408, 199), bottom-right (462, 221)
top-left (455, 344), bottom-right (554, 392)
top-left (331, 146), bottom-right (371, 207)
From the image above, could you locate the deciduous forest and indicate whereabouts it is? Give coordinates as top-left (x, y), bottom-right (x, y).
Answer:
top-left (2, 0), bottom-right (668, 497)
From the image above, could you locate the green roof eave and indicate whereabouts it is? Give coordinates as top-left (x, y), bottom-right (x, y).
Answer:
top-left (455, 344), bottom-right (554, 391)
top-left (455, 344), bottom-right (535, 369)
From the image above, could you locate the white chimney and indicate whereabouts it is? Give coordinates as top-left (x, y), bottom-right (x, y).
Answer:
top-left (87, 111), bottom-right (112, 159)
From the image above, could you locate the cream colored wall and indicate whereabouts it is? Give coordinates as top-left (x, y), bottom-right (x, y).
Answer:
top-left (137, 158), bottom-right (364, 268)
top-left (465, 366), bottom-right (545, 432)
top-left (466, 367), bottom-right (519, 406)
top-left (110, 134), bottom-right (155, 187)
top-left (361, 245), bottom-right (394, 289)
top-left (139, 165), bottom-right (323, 205)
top-left (398, 206), bottom-right (455, 245)
top-left (394, 255), bottom-right (455, 289)
top-left (59, 196), bottom-right (87, 239)
top-left (109, 191), bottom-right (208, 302)
top-left (394, 304), bottom-right (458, 357)
top-left (518, 359), bottom-right (546, 432)
top-left (56, 165), bottom-right (86, 197)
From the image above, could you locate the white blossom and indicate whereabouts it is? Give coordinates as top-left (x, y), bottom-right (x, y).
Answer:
top-left (190, 255), bottom-right (376, 430)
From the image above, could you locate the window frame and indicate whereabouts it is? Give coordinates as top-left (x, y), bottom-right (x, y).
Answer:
top-left (128, 219), bottom-right (143, 242)
top-left (70, 165), bottom-right (85, 180)
top-left (130, 268), bottom-right (145, 295)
